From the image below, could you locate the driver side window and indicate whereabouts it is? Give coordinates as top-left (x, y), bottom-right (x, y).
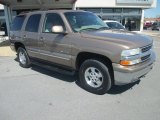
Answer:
top-left (43, 13), bottom-right (65, 33)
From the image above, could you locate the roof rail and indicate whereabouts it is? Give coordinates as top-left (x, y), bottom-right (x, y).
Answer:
top-left (39, 8), bottom-right (49, 11)
top-left (18, 11), bottom-right (30, 15)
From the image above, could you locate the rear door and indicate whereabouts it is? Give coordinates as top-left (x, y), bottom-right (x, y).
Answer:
top-left (10, 15), bottom-right (26, 44)
top-left (22, 13), bottom-right (42, 58)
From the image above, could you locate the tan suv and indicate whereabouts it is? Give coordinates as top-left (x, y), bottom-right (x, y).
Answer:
top-left (10, 10), bottom-right (155, 94)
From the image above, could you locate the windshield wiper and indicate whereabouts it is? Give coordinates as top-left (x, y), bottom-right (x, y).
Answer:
top-left (78, 27), bottom-right (109, 32)
top-left (79, 28), bottom-right (98, 32)
top-left (97, 26), bottom-right (109, 30)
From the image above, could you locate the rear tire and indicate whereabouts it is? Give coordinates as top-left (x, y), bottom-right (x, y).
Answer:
top-left (17, 47), bottom-right (31, 68)
top-left (79, 59), bottom-right (112, 95)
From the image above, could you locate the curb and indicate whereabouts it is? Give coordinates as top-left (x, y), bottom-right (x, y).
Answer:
top-left (0, 46), bottom-right (16, 57)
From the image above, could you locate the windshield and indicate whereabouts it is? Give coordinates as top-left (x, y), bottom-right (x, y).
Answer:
top-left (64, 12), bottom-right (108, 32)
top-left (106, 22), bottom-right (124, 29)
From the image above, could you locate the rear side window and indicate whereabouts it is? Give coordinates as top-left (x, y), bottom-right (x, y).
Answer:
top-left (25, 14), bottom-right (41, 32)
top-left (11, 15), bottom-right (26, 31)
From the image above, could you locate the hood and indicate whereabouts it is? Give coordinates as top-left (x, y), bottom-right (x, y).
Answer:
top-left (80, 30), bottom-right (153, 49)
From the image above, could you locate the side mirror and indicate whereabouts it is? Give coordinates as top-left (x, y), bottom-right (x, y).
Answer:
top-left (51, 26), bottom-right (67, 34)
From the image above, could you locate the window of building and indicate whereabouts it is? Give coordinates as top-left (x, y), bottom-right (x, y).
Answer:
top-left (0, 19), bottom-right (6, 32)
top-left (43, 13), bottom-right (65, 33)
top-left (122, 16), bottom-right (141, 31)
top-left (102, 8), bottom-right (122, 13)
top-left (0, 11), bottom-right (4, 16)
top-left (102, 15), bottom-right (122, 22)
top-left (123, 8), bottom-right (141, 14)
top-left (102, 8), bottom-right (113, 13)
top-left (11, 15), bottom-right (26, 31)
top-left (25, 14), bottom-right (41, 32)
top-left (114, 8), bottom-right (122, 13)
top-left (82, 8), bottom-right (102, 13)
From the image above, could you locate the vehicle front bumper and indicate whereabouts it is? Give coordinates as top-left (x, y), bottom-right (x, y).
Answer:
top-left (112, 51), bottom-right (156, 85)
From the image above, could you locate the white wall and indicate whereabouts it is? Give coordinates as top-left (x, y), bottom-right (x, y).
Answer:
top-left (0, 4), bottom-right (4, 10)
top-left (76, 0), bottom-right (157, 8)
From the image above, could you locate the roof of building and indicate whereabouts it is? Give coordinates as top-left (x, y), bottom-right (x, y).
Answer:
top-left (0, 0), bottom-right (77, 9)
top-left (17, 9), bottom-right (86, 15)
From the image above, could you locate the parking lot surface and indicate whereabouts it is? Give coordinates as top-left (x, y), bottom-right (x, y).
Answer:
top-left (0, 37), bottom-right (160, 120)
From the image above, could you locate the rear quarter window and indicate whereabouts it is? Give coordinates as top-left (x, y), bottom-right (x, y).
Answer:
top-left (11, 15), bottom-right (26, 31)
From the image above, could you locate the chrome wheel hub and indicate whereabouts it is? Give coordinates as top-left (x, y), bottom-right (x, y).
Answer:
top-left (19, 51), bottom-right (26, 65)
top-left (84, 67), bottom-right (103, 88)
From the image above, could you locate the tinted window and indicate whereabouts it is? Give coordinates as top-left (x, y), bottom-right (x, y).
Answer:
top-left (65, 12), bottom-right (108, 32)
top-left (43, 13), bottom-right (65, 33)
top-left (25, 14), bottom-right (41, 32)
top-left (11, 15), bottom-right (26, 31)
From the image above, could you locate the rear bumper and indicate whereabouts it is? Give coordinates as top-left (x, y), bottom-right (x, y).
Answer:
top-left (113, 51), bottom-right (156, 85)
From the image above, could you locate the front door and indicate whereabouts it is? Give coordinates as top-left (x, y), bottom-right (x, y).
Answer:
top-left (38, 13), bottom-right (72, 67)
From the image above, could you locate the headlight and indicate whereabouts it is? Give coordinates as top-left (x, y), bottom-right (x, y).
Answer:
top-left (120, 48), bottom-right (141, 66)
top-left (121, 48), bottom-right (141, 57)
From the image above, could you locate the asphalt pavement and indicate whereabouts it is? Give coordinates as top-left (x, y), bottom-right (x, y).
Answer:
top-left (0, 36), bottom-right (160, 120)
top-left (142, 30), bottom-right (160, 38)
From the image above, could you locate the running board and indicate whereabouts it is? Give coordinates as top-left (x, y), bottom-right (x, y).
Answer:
top-left (31, 60), bottom-right (76, 76)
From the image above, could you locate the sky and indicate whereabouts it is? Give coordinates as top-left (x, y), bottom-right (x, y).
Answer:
top-left (144, 0), bottom-right (160, 18)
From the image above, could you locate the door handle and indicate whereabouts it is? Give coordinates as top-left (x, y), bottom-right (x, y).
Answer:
top-left (11, 34), bottom-right (15, 40)
top-left (23, 35), bottom-right (26, 38)
top-left (40, 37), bottom-right (45, 41)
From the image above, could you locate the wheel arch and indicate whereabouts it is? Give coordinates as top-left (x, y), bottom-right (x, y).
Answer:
top-left (14, 42), bottom-right (25, 52)
top-left (76, 52), bottom-right (114, 84)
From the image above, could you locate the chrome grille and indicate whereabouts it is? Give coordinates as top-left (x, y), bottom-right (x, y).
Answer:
top-left (141, 45), bottom-right (152, 53)
top-left (141, 54), bottom-right (151, 61)
top-left (140, 44), bottom-right (152, 62)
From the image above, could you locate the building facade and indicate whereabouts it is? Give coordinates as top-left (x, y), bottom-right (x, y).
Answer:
top-left (75, 0), bottom-right (157, 31)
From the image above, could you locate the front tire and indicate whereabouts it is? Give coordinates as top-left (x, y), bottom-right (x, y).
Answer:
top-left (17, 47), bottom-right (31, 68)
top-left (79, 59), bottom-right (112, 95)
